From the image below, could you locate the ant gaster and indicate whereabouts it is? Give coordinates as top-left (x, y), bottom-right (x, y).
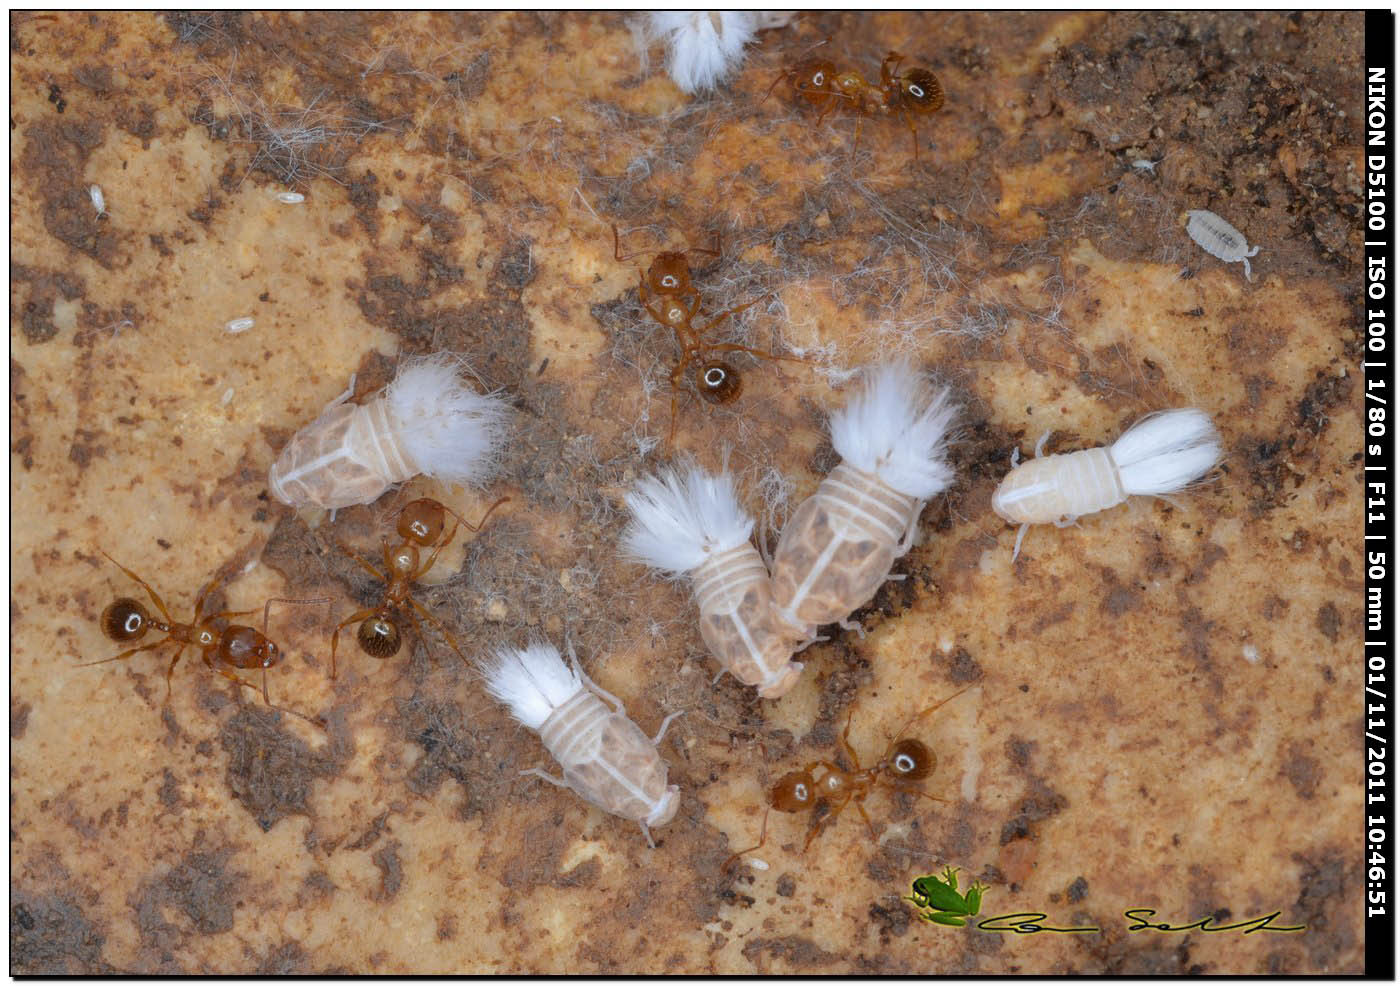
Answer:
top-left (767, 46), bottom-right (945, 161)
top-left (87, 551), bottom-right (325, 724)
top-left (724, 686), bottom-right (972, 869)
top-left (330, 496), bottom-right (507, 676)
top-left (612, 224), bottom-right (799, 443)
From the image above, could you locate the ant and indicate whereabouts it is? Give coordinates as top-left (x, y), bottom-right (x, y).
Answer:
top-left (85, 551), bottom-right (326, 725)
top-left (612, 224), bottom-right (802, 443)
top-left (765, 44), bottom-right (945, 161)
top-left (329, 495), bottom-right (507, 676)
top-left (724, 685), bottom-right (972, 869)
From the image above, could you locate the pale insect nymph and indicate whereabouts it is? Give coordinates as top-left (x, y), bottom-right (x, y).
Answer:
top-left (478, 640), bottom-right (681, 847)
top-left (1184, 209), bottom-right (1260, 281)
top-left (769, 361), bottom-right (958, 638)
top-left (992, 408), bottom-right (1223, 560)
top-left (622, 463), bottom-right (806, 698)
top-left (225, 316), bottom-right (255, 334)
top-left (89, 183), bottom-right (106, 218)
top-left (268, 353), bottom-right (510, 511)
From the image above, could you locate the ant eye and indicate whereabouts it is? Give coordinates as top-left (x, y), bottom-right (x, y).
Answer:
top-left (908, 84), bottom-right (924, 98)
top-left (704, 367), bottom-right (726, 386)
top-left (662, 275), bottom-right (677, 288)
top-left (813, 71), bottom-right (825, 85)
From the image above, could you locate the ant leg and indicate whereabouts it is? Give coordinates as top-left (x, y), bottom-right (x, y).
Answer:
top-left (698, 298), bottom-right (763, 334)
top-left (406, 598), bottom-right (467, 666)
top-left (837, 617), bottom-right (867, 639)
top-left (99, 550), bottom-right (176, 624)
top-left (201, 651), bottom-right (262, 699)
top-left (1034, 431), bottom-right (1051, 458)
top-left (761, 67), bottom-right (791, 104)
top-left (163, 645), bottom-right (187, 701)
top-left (688, 229), bottom-right (721, 260)
top-left (329, 608), bottom-right (379, 679)
top-left (334, 540), bottom-right (388, 583)
top-left (612, 224), bottom-right (653, 264)
top-left (802, 793), bottom-right (850, 853)
top-left (722, 806), bottom-right (771, 872)
top-left (838, 711), bottom-right (864, 772)
top-left (640, 822), bottom-right (657, 849)
top-left (887, 683), bottom-right (977, 744)
top-left (901, 110), bottom-right (921, 163)
top-left (79, 638), bottom-right (170, 667)
top-left (256, 596), bottom-right (333, 637)
top-left (854, 798), bottom-right (879, 841)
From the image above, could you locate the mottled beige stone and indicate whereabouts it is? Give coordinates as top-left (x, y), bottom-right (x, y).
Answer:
top-left (10, 10), bottom-right (1364, 975)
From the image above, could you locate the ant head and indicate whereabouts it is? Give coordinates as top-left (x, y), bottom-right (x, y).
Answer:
top-left (644, 252), bottom-right (694, 296)
top-left (398, 498), bottom-right (447, 547)
top-left (357, 615), bottom-right (402, 659)
top-left (102, 598), bottom-right (150, 641)
top-left (887, 738), bottom-right (935, 781)
top-left (220, 626), bottom-right (281, 670)
top-left (696, 361), bottom-right (742, 405)
top-left (771, 769), bottom-right (816, 813)
top-left (898, 68), bottom-right (944, 114)
top-left (794, 58), bottom-right (838, 93)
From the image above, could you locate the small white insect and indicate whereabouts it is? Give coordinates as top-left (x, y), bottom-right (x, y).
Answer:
top-left (1184, 209), bottom-right (1260, 281)
top-left (641, 11), bottom-right (793, 93)
top-left (622, 464), bottom-right (806, 698)
top-left (268, 353), bottom-right (510, 510)
top-left (1130, 159), bottom-right (1157, 174)
top-left (220, 387), bottom-right (234, 406)
top-left (276, 191), bottom-right (305, 204)
top-left (88, 183), bottom-right (106, 218)
top-left (992, 408), bottom-right (1223, 560)
top-left (224, 316), bottom-right (255, 334)
top-left (478, 640), bottom-right (681, 847)
top-left (769, 361), bottom-right (958, 638)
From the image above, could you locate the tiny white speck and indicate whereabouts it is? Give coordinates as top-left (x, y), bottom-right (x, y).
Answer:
top-left (241, 558), bottom-right (259, 574)
top-left (747, 857), bottom-right (769, 871)
top-left (276, 191), bottom-right (305, 204)
top-left (1242, 644), bottom-right (1260, 664)
top-left (225, 317), bottom-right (255, 334)
top-left (89, 184), bottom-right (106, 216)
top-left (220, 387), bottom-right (235, 406)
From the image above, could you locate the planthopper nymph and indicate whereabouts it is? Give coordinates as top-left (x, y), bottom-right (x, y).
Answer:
top-left (622, 463), bottom-right (806, 698)
top-left (769, 361), bottom-right (958, 637)
top-left (992, 407), bottom-right (1223, 560)
top-left (477, 640), bottom-right (681, 847)
top-left (268, 354), bottom-right (510, 511)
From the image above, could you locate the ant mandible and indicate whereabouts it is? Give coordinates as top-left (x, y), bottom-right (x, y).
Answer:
top-left (329, 496), bottom-right (508, 676)
top-left (86, 551), bottom-right (325, 724)
top-left (724, 685), bottom-right (973, 869)
top-left (766, 44), bottom-right (945, 161)
top-left (612, 224), bottom-right (799, 444)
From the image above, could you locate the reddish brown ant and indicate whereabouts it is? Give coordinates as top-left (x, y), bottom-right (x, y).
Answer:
top-left (329, 496), bottom-right (508, 676)
top-left (724, 686), bottom-right (972, 869)
top-left (612, 224), bottom-right (802, 443)
top-left (765, 45), bottom-right (945, 161)
top-left (86, 551), bottom-right (326, 725)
